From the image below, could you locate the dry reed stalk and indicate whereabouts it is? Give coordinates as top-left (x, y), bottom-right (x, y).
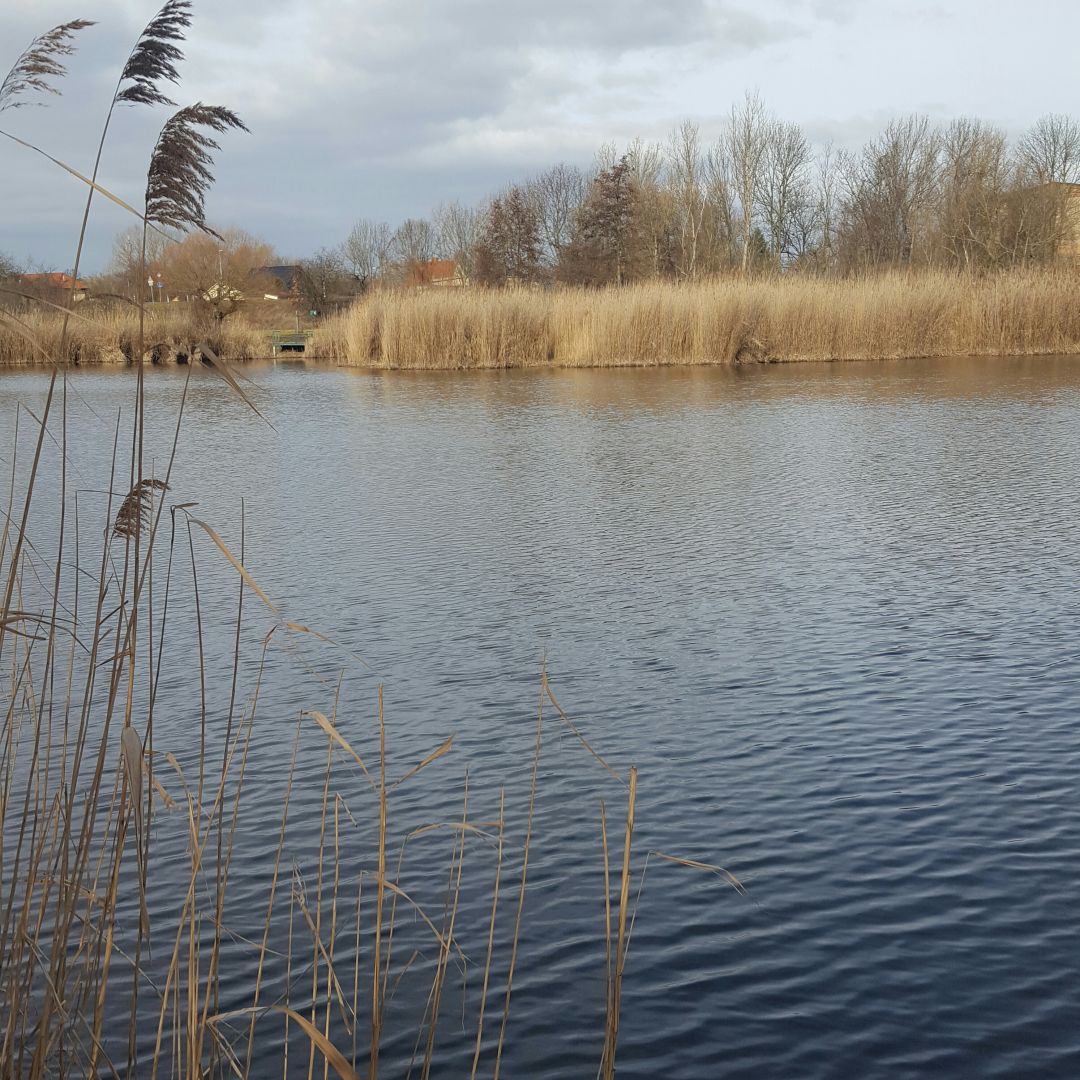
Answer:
top-left (324, 795), bottom-right (343, 1080)
top-left (351, 880), bottom-right (363, 1067)
top-left (244, 721), bottom-right (302, 1074)
top-left (418, 775), bottom-right (469, 1080)
top-left (368, 685), bottom-right (387, 1080)
top-left (469, 787), bottom-right (505, 1080)
top-left (0, 21), bottom-right (94, 113)
top-left (308, 737), bottom-right (335, 1079)
top-left (184, 518), bottom-right (208, 808)
top-left (600, 765), bottom-right (637, 1080)
top-left (284, 871), bottom-right (297, 1080)
top-left (492, 680), bottom-right (544, 1080)
top-left (198, 715), bottom-right (257, 1075)
top-left (599, 798), bottom-right (612, 1059)
top-left (321, 268), bottom-right (1080, 370)
top-left (0, 306), bottom-right (269, 368)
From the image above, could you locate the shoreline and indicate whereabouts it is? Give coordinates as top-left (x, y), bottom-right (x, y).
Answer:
top-left (4, 267), bottom-right (1080, 371)
top-left (3, 347), bottom-right (1080, 375)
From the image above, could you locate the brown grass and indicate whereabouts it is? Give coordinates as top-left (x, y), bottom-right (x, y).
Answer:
top-left (1, 12), bottom-right (745, 1076)
top-left (1, 470), bottom-right (717, 1077)
top-left (320, 266), bottom-right (1080, 369)
top-left (0, 304), bottom-right (269, 366)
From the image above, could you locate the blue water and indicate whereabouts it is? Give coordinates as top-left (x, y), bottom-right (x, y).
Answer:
top-left (2, 356), bottom-right (1079, 1078)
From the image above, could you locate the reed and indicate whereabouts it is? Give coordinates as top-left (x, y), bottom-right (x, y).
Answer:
top-left (0, 306), bottom-right (267, 366)
top-left (1, 8), bottom-right (745, 1079)
top-left (321, 266), bottom-right (1080, 369)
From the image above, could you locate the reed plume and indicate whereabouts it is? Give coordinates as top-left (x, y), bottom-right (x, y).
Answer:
top-left (145, 104), bottom-right (249, 239)
top-left (112, 478), bottom-right (169, 540)
top-left (0, 20), bottom-right (95, 112)
top-left (115, 0), bottom-right (192, 107)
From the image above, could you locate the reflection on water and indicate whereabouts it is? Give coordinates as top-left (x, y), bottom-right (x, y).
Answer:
top-left (2, 356), bottom-right (1080, 1079)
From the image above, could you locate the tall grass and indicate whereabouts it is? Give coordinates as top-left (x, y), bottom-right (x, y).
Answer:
top-left (0, 7), bottom-right (742, 1078)
top-left (0, 306), bottom-right (267, 366)
top-left (322, 267), bottom-right (1080, 369)
top-left (1, 455), bottom-right (696, 1076)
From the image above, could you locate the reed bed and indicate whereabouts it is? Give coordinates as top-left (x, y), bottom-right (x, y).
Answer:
top-left (0, 9), bottom-right (743, 1076)
top-left (0, 305), bottom-right (267, 366)
top-left (0, 454), bottom-right (697, 1077)
top-left (321, 266), bottom-right (1080, 369)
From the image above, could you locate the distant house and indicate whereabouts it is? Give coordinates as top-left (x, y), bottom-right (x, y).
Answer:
top-left (405, 259), bottom-right (467, 287)
top-left (19, 272), bottom-right (88, 302)
top-left (203, 282), bottom-right (244, 303)
top-left (258, 265), bottom-right (302, 299)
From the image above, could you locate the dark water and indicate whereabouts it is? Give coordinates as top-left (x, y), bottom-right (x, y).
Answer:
top-left (2, 356), bottom-right (1080, 1078)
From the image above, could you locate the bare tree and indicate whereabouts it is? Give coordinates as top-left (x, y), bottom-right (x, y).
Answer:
top-left (153, 227), bottom-right (275, 319)
top-left (623, 137), bottom-right (660, 189)
top-left (837, 115), bottom-right (941, 269)
top-left (934, 118), bottom-right (1011, 268)
top-left (527, 163), bottom-right (587, 267)
top-left (343, 219), bottom-right (392, 289)
top-left (1017, 114), bottom-right (1080, 184)
top-left (594, 140), bottom-right (619, 174)
top-left (296, 247), bottom-right (353, 313)
top-left (432, 200), bottom-right (481, 281)
top-left (1001, 182), bottom-right (1068, 265)
top-left (626, 138), bottom-right (674, 278)
top-left (0, 251), bottom-right (22, 312)
top-left (667, 121), bottom-right (708, 279)
top-left (390, 217), bottom-right (436, 271)
top-left (758, 119), bottom-right (812, 266)
top-left (702, 137), bottom-right (737, 270)
top-left (725, 91), bottom-right (771, 273)
top-left (108, 223), bottom-right (172, 302)
top-left (812, 141), bottom-right (840, 270)
top-left (561, 155), bottom-right (655, 285)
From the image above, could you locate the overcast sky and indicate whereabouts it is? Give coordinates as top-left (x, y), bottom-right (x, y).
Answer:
top-left (2, 0), bottom-right (1079, 271)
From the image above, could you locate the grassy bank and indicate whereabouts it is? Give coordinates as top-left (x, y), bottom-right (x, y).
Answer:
top-left (6, 268), bottom-right (1079, 371)
top-left (321, 268), bottom-right (1080, 369)
top-left (0, 304), bottom-right (268, 366)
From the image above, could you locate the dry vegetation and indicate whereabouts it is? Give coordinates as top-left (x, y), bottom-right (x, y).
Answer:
top-left (8, 2), bottom-right (1079, 1070)
top-left (321, 267), bottom-right (1080, 370)
top-left (0, 304), bottom-right (268, 366)
top-left (1, 485), bottom-right (672, 1077)
top-left (0, 8), bottom-right (741, 1080)
top-left (6, 266), bottom-right (1080, 370)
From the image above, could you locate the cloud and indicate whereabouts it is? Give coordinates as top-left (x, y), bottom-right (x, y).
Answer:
top-left (3, 0), bottom-right (1077, 269)
top-left (2, 0), bottom-right (800, 265)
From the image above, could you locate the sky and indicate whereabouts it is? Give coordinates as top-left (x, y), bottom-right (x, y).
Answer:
top-left (2, 0), bottom-right (1079, 272)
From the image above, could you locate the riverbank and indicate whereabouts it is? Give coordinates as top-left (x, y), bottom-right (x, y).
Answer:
top-left (322, 268), bottom-right (1080, 369)
top-left (4, 267), bottom-right (1080, 369)
top-left (0, 305), bottom-right (267, 366)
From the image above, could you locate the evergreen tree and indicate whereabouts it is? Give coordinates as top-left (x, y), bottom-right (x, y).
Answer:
top-left (474, 186), bottom-right (543, 285)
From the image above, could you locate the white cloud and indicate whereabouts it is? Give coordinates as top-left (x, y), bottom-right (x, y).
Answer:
top-left (2, 0), bottom-right (1080, 268)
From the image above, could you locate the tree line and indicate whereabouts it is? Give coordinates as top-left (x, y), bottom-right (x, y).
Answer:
top-left (5, 94), bottom-right (1078, 307)
top-left (340, 97), bottom-right (1080, 288)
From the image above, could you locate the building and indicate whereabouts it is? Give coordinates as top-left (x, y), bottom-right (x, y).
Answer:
top-left (257, 265), bottom-right (303, 299)
top-left (19, 272), bottom-right (88, 302)
top-left (405, 259), bottom-right (467, 287)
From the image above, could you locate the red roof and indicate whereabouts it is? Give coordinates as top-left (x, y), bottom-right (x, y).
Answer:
top-left (20, 272), bottom-right (88, 290)
top-left (405, 259), bottom-right (460, 286)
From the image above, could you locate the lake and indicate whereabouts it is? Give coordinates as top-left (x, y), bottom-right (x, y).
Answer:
top-left (2, 356), bottom-right (1079, 1078)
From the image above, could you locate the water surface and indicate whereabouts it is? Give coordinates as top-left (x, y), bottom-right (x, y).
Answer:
top-left (2, 356), bottom-right (1079, 1078)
